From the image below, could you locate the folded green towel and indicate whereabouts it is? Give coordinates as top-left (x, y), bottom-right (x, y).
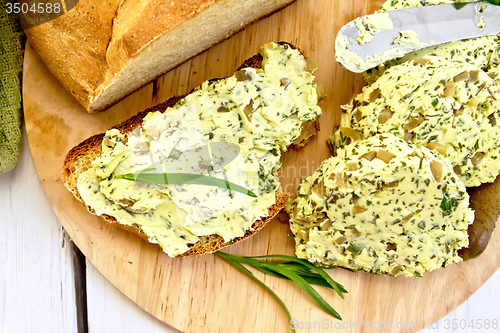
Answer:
top-left (0, 1), bottom-right (23, 173)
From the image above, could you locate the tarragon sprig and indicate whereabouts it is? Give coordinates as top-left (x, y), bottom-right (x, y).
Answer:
top-left (115, 168), bottom-right (256, 197)
top-left (214, 252), bottom-right (347, 332)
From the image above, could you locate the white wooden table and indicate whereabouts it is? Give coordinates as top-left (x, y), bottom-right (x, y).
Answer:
top-left (1, 127), bottom-right (499, 333)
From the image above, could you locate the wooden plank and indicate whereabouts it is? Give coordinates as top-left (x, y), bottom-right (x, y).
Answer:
top-left (86, 259), bottom-right (179, 333)
top-left (21, 0), bottom-right (500, 332)
top-left (0, 129), bottom-right (78, 332)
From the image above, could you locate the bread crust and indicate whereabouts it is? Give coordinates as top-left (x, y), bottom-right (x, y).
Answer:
top-left (61, 44), bottom-right (318, 256)
top-left (107, 0), bottom-right (216, 64)
top-left (25, 1), bottom-right (116, 109)
top-left (25, 0), bottom-right (297, 112)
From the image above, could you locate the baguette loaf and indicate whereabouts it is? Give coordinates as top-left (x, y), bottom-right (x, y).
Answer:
top-left (61, 42), bottom-right (321, 257)
top-left (25, 0), bottom-right (296, 113)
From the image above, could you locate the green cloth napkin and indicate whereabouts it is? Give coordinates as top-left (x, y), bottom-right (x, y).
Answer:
top-left (0, 0), bottom-right (23, 173)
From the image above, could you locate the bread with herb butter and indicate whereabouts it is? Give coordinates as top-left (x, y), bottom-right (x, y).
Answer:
top-left (330, 56), bottom-right (500, 187)
top-left (286, 134), bottom-right (474, 277)
top-left (24, 0), bottom-right (296, 113)
top-left (62, 42), bottom-right (322, 257)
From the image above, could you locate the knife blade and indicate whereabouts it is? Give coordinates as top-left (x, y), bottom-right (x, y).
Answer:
top-left (335, 2), bottom-right (500, 73)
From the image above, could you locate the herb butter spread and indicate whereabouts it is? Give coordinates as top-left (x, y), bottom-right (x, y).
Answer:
top-left (77, 42), bottom-right (322, 257)
top-left (393, 30), bottom-right (426, 49)
top-left (330, 56), bottom-right (500, 187)
top-left (355, 13), bottom-right (394, 45)
top-left (335, 13), bottom-right (404, 72)
top-left (286, 134), bottom-right (473, 277)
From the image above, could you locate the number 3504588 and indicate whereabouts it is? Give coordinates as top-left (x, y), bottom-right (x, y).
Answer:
top-left (443, 319), bottom-right (498, 330)
top-left (5, 2), bottom-right (62, 14)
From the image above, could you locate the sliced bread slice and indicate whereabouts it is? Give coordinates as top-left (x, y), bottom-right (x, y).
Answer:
top-left (62, 42), bottom-right (321, 257)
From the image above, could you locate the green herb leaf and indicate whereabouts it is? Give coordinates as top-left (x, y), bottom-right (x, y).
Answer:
top-left (217, 253), bottom-right (345, 291)
top-left (440, 193), bottom-right (458, 215)
top-left (214, 251), bottom-right (347, 330)
top-left (268, 264), bottom-right (342, 320)
top-left (245, 261), bottom-right (338, 289)
top-left (347, 242), bottom-right (365, 256)
top-left (218, 257), bottom-right (296, 333)
top-left (248, 254), bottom-right (348, 298)
top-left (115, 170), bottom-right (256, 197)
top-left (454, 2), bottom-right (468, 9)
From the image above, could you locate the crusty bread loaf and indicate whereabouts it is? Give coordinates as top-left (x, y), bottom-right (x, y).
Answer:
top-left (25, 0), bottom-right (296, 113)
top-left (61, 44), bottom-right (319, 256)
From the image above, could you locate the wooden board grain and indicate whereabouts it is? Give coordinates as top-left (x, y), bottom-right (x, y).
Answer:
top-left (23, 0), bottom-right (500, 332)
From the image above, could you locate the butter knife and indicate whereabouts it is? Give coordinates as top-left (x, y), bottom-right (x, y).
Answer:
top-left (335, 2), bottom-right (500, 73)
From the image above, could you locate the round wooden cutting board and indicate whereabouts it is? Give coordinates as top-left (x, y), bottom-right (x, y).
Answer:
top-left (23, 0), bottom-right (500, 332)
